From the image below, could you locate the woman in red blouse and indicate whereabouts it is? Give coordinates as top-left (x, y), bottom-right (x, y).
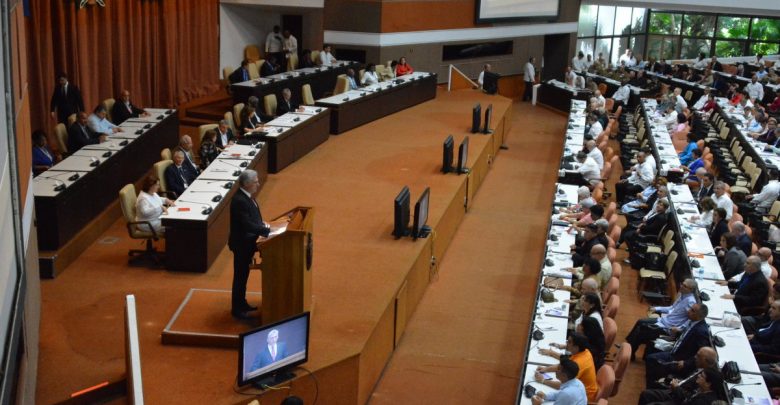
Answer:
top-left (395, 57), bottom-right (414, 76)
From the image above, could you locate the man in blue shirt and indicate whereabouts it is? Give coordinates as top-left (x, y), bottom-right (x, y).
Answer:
top-left (625, 278), bottom-right (698, 361)
top-left (531, 358), bottom-right (587, 405)
top-left (87, 105), bottom-right (122, 136)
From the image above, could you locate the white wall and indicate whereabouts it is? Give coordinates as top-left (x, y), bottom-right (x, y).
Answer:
top-left (590, 0), bottom-right (780, 17)
top-left (219, 4), bottom-right (282, 78)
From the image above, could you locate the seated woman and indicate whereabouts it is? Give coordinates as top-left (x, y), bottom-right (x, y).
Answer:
top-left (678, 133), bottom-right (698, 165)
top-left (688, 197), bottom-right (717, 228)
top-left (240, 105), bottom-right (265, 135)
top-left (539, 316), bottom-right (606, 370)
top-left (670, 114), bottom-right (689, 149)
top-left (32, 130), bottom-right (59, 176)
top-left (718, 232), bottom-right (747, 280)
top-left (199, 129), bottom-right (219, 169)
top-left (361, 63), bottom-right (380, 86)
top-left (395, 56), bottom-right (414, 76)
top-left (135, 176), bottom-right (174, 235)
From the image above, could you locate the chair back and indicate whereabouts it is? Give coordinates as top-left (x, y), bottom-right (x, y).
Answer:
top-left (302, 84), bottom-right (315, 105)
top-left (160, 148), bottom-right (171, 161)
top-left (222, 66), bottom-right (234, 81)
top-left (287, 53), bottom-right (299, 71)
top-left (224, 112), bottom-right (238, 135)
top-left (768, 201), bottom-right (780, 218)
top-left (595, 364), bottom-right (615, 402)
top-left (665, 251), bottom-right (678, 275)
top-left (612, 343), bottom-right (631, 396)
top-left (598, 83), bottom-right (607, 95)
top-left (67, 113), bottom-right (78, 127)
top-left (333, 74), bottom-right (349, 95)
top-left (248, 62), bottom-right (260, 79)
top-left (611, 262), bottom-right (622, 280)
top-left (605, 202), bottom-right (616, 221)
top-left (603, 316), bottom-right (617, 351)
top-left (102, 98), bottom-right (116, 122)
top-left (154, 160), bottom-right (173, 194)
top-left (263, 94), bottom-right (278, 117)
top-left (54, 123), bottom-right (68, 154)
top-left (608, 225), bottom-right (621, 247)
top-left (602, 277), bottom-right (619, 304)
top-left (233, 103), bottom-right (245, 127)
top-left (119, 184), bottom-right (141, 237)
top-left (198, 124), bottom-right (219, 143)
top-left (604, 294), bottom-right (619, 319)
top-left (311, 50), bottom-right (320, 64)
top-left (244, 45), bottom-right (261, 62)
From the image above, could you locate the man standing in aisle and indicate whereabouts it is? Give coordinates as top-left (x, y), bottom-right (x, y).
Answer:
top-left (229, 170), bottom-right (270, 319)
top-left (523, 57), bottom-right (536, 102)
top-left (50, 72), bottom-right (85, 124)
top-left (265, 25), bottom-right (284, 72)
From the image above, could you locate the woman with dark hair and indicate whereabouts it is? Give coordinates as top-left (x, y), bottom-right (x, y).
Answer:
top-left (678, 132), bottom-right (698, 165)
top-left (135, 176), bottom-right (174, 234)
top-left (675, 367), bottom-right (725, 404)
top-left (577, 316), bottom-right (606, 369)
top-left (32, 129), bottom-right (60, 175)
top-left (718, 232), bottom-right (747, 280)
top-left (574, 292), bottom-right (603, 330)
top-left (361, 63), bottom-right (380, 86)
top-left (395, 56), bottom-right (414, 76)
top-left (199, 129), bottom-right (219, 169)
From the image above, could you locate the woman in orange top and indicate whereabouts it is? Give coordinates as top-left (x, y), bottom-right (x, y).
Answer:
top-left (536, 333), bottom-right (599, 401)
top-left (395, 57), bottom-right (414, 76)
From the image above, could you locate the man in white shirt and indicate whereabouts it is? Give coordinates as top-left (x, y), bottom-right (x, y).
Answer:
top-left (584, 140), bottom-right (604, 170)
top-left (711, 181), bottom-right (734, 220)
top-left (587, 115), bottom-right (603, 141)
top-left (673, 88), bottom-right (687, 113)
top-left (265, 25), bottom-right (284, 70)
top-left (612, 80), bottom-right (631, 112)
top-left (87, 105), bottom-right (122, 136)
top-left (319, 44), bottom-right (337, 66)
top-left (746, 75), bottom-right (764, 102)
top-left (584, 54), bottom-right (594, 71)
top-left (693, 52), bottom-right (709, 70)
top-left (616, 150), bottom-right (655, 202)
top-left (523, 57), bottom-right (536, 102)
top-left (282, 30), bottom-right (298, 70)
top-left (572, 51), bottom-right (586, 72)
top-left (477, 63), bottom-right (491, 88)
top-left (594, 90), bottom-right (606, 109)
top-left (619, 49), bottom-right (637, 67)
top-left (565, 66), bottom-right (577, 87)
top-left (745, 171), bottom-right (780, 214)
top-left (693, 88), bottom-right (711, 110)
top-left (575, 151), bottom-right (601, 185)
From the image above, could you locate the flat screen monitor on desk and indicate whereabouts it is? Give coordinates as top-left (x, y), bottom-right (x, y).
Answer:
top-left (412, 187), bottom-right (431, 240)
top-left (483, 103), bottom-right (493, 134)
top-left (238, 312), bottom-right (310, 389)
top-left (471, 103), bottom-right (482, 133)
top-left (483, 71), bottom-right (500, 95)
top-left (393, 186), bottom-right (411, 239)
top-left (457, 137), bottom-right (469, 175)
top-left (442, 135), bottom-right (454, 173)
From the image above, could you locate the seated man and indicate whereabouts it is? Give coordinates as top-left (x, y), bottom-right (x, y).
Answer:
top-left (260, 56), bottom-right (278, 77)
top-left (87, 105), bottom-right (123, 136)
top-left (530, 359), bottom-right (588, 405)
top-left (229, 59), bottom-right (251, 84)
top-left (67, 111), bottom-right (107, 153)
top-left (616, 150), bottom-right (655, 204)
top-left (215, 119), bottom-right (235, 150)
top-left (639, 361), bottom-right (724, 405)
top-left (345, 69), bottom-right (359, 90)
top-left (173, 135), bottom-right (200, 184)
top-left (318, 44), bottom-right (337, 67)
top-left (361, 63), bottom-right (380, 86)
top-left (626, 279), bottom-right (698, 361)
top-left (534, 334), bottom-right (598, 402)
top-left (275, 88), bottom-right (300, 116)
top-left (164, 150), bottom-right (190, 197)
top-left (570, 223), bottom-right (609, 268)
top-left (748, 299), bottom-right (780, 356)
top-left (718, 255), bottom-right (770, 315)
top-left (574, 151), bottom-right (600, 186)
top-left (561, 258), bottom-right (602, 299)
top-left (111, 89), bottom-right (148, 125)
top-left (644, 303), bottom-right (710, 386)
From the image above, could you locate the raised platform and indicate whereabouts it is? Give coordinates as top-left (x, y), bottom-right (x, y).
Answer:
top-left (36, 88), bottom-right (513, 405)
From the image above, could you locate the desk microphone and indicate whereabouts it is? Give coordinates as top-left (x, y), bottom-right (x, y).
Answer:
top-left (89, 157), bottom-right (100, 167)
top-left (176, 199), bottom-right (213, 215)
top-left (135, 130), bottom-right (144, 135)
top-left (89, 147), bottom-right (114, 157)
top-left (45, 171), bottom-right (80, 181)
top-left (218, 159), bottom-right (244, 175)
top-left (188, 191), bottom-right (223, 203)
top-left (144, 124), bottom-right (152, 129)
top-left (53, 180), bottom-right (66, 191)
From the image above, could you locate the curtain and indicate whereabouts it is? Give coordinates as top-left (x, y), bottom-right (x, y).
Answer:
top-left (26, 0), bottom-right (220, 131)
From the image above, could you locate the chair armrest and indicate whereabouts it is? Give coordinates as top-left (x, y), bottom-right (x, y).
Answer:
top-left (126, 220), bottom-right (160, 240)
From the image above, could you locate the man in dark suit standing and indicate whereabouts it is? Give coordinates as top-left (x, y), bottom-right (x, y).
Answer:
top-left (50, 72), bottom-right (85, 124)
top-left (250, 329), bottom-right (288, 370)
top-left (260, 56), bottom-right (278, 78)
top-left (719, 255), bottom-right (770, 315)
top-left (229, 170), bottom-right (270, 319)
top-left (275, 88), bottom-right (299, 116)
top-left (645, 303), bottom-right (711, 386)
top-left (111, 90), bottom-right (148, 125)
top-left (163, 150), bottom-right (190, 198)
top-left (67, 112), bottom-right (106, 153)
top-left (229, 60), bottom-right (252, 84)
top-left (215, 119), bottom-right (235, 150)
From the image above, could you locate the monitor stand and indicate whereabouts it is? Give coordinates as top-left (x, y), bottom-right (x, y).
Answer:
top-left (418, 225), bottom-right (432, 238)
top-left (252, 370), bottom-right (297, 390)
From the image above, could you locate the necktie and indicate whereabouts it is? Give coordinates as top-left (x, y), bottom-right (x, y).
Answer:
top-left (672, 323), bottom-right (693, 353)
top-left (271, 345), bottom-right (276, 360)
top-left (178, 166), bottom-right (187, 185)
top-left (81, 125), bottom-right (88, 139)
top-left (243, 69), bottom-right (248, 81)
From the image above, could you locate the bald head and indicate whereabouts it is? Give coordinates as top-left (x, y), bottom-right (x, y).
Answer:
top-left (590, 244), bottom-right (606, 258)
top-left (731, 221), bottom-right (746, 235)
top-left (581, 278), bottom-right (599, 294)
top-left (695, 347), bottom-right (718, 369)
top-left (746, 255), bottom-right (762, 273)
top-left (759, 247), bottom-right (772, 262)
top-left (586, 140), bottom-right (596, 151)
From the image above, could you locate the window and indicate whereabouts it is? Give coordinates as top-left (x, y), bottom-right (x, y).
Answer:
top-left (682, 15), bottom-right (715, 38)
top-left (717, 16), bottom-right (750, 39)
top-left (751, 18), bottom-right (780, 42)
top-left (611, 37), bottom-right (629, 65)
top-left (649, 12), bottom-right (681, 35)
top-left (578, 4), bottom-right (597, 38)
top-left (597, 6), bottom-right (615, 36)
top-left (647, 35), bottom-right (678, 60)
top-left (614, 7), bottom-right (633, 36)
top-left (715, 40), bottom-right (745, 57)
top-left (681, 39), bottom-right (711, 59)
top-left (751, 42), bottom-right (779, 56)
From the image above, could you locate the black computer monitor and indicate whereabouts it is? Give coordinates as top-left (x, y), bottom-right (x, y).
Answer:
top-left (442, 135), bottom-right (454, 173)
top-left (482, 103), bottom-right (493, 134)
top-left (412, 187), bottom-right (431, 240)
top-left (393, 186), bottom-right (411, 239)
top-left (483, 71), bottom-right (500, 95)
top-left (471, 103), bottom-right (482, 133)
top-left (237, 312), bottom-right (311, 389)
top-left (457, 137), bottom-right (469, 175)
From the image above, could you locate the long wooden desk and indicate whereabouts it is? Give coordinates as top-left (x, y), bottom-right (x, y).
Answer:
top-left (34, 109), bottom-right (179, 251)
top-left (162, 143), bottom-right (268, 273)
top-left (230, 61), bottom-right (360, 106)
top-left (315, 72), bottom-right (437, 134)
top-left (537, 80), bottom-right (590, 113)
top-left (256, 106), bottom-right (330, 173)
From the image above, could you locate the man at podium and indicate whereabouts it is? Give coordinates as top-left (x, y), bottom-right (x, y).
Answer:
top-left (229, 170), bottom-right (270, 319)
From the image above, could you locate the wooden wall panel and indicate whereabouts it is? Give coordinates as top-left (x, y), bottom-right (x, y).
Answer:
top-left (381, 0), bottom-right (479, 32)
top-left (324, 0), bottom-right (382, 32)
top-left (12, 3), bottom-right (31, 206)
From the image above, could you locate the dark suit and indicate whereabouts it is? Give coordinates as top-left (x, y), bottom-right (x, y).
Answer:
top-left (572, 234), bottom-right (609, 267)
top-left (276, 98), bottom-right (298, 116)
top-left (729, 271), bottom-right (769, 314)
top-left (250, 342), bottom-right (288, 370)
top-left (695, 185), bottom-right (713, 202)
top-left (164, 164), bottom-right (189, 198)
top-left (736, 233), bottom-right (752, 257)
top-left (751, 320), bottom-right (780, 355)
top-left (67, 122), bottom-right (99, 153)
top-left (641, 212), bottom-right (668, 237)
top-left (260, 61), bottom-right (277, 78)
top-left (173, 146), bottom-right (199, 183)
top-left (111, 100), bottom-right (145, 125)
top-left (215, 128), bottom-right (235, 150)
top-left (645, 320), bottom-right (710, 385)
top-left (228, 190), bottom-right (270, 313)
top-left (50, 83), bottom-right (85, 124)
top-left (229, 67), bottom-right (250, 84)
top-left (709, 219), bottom-right (729, 248)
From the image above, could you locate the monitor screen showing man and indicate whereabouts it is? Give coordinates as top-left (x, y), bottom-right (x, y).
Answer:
top-left (239, 312), bottom-right (310, 386)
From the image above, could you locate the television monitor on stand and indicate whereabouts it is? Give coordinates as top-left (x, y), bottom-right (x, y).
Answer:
top-left (238, 312), bottom-right (311, 389)
top-left (482, 104), bottom-right (493, 134)
top-left (392, 186), bottom-right (411, 239)
top-left (457, 137), bottom-right (470, 175)
top-left (442, 135), bottom-right (454, 173)
top-left (412, 187), bottom-right (431, 240)
top-left (471, 103), bottom-right (482, 133)
top-left (483, 71), bottom-right (500, 95)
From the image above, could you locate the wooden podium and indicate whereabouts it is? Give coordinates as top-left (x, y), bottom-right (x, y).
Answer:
top-left (257, 206), bottom-right (314, 325)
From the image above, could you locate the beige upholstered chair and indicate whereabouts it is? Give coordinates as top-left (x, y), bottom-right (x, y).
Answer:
top-left (248, 62), bottom-right (260, 80)
top-left (154, 160), bottom-right (173, 196)
top-left (67, 113), bottom-right (78, 127)
top-left (263, 94), bottom-right (278, 117)
top-left (198, 124), bottom-right (219, 143)
top-left (224, 111), bottom-right (238, 135)
top-left (333, 74), bottom-right (349, 95)
top-left (301, 84), bottom-right (314, 105)
top-left (160, 148), bottom-right (171, 161)
top-left (222, 66), bottom-right (234, 81)
top-left (102, 98), bottom-right (116, 122)
top-left (311, 50), bottom-right (320, 65)
top-left (244, 45), bottom-right (261, 62)
top-left (233, 103), bottom-right (245, 128)
top-left (119, 183), bottom-right (164, 266)
top-left (53, 123), bottom-right (68, 155)
top-left (287, 53), bottom-right (299, 71)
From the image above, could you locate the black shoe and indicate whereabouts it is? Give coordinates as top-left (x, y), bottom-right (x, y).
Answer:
top-left (231, 310), bottom-right (254, 320)
top-left (243, 303), bottom-right (258, 311)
